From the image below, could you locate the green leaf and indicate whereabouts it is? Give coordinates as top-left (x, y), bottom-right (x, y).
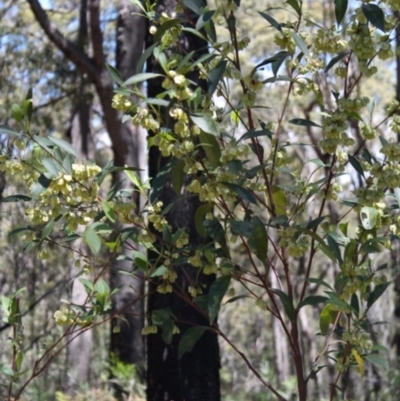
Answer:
top-left (230, 220), bottom-right (253, 238)
top-left (325, 52), bottom-right (349, 72)
top-left (183, 0), bottom-right (204, 15)
top-left (8, 227), bottom-right (35, 238)
top-left (178, 326), bottom-right (208, 359)
top-left (194, 203), bottom-right (213, 238)
top-left (31, 174), bottom-right (52, 199)
top-left (191, 114), bottom-right (218, 135)
top-left (272, 289), bottom-right (295, 321)
top-left (298, 295), bottom-right (328, 309)
top-left (367, 282), bottom-right (390, 310)
top-left (258, 11), bottom-right (282, 32)
top-left (249, 216), bottom-right (268, 268)
top-left (254, 51), bottom-right (290, 77)
top-left (171, 159), bottom-right (185, 195)
top-left (319, 304), bottom-right (338, 335)
top-left (11, 104), bottom-right (23, 123)
top-left (306, 216), bottom-right (327, 229)
top-left (348, 155), bottom-right (365, 178)
top-left (289, 118), bottom-right (321, 127)
top-left (351, 293), bottom-right (359, 317)
top-left (0, 195), bottom-right (31, 203)
top-left (150, 265), bottom-right (168, 278)
top-left (151, 309), bottom-right (174, 344)
top-left (199, 131), bottom-right (221, 168)
top-left (208, 60), bottom-right (227, 97)
top-left (307, 278), bottom-right (334, 291)
top-left (270, 186), bottom-right (288, 216)
top-left (327, 234), bottom-right (342, 264)
top-left (42, 157), bottom-right (61, 177)
top-left (79, 278), bottom-right (94, 293)
top-left (303, 228), bottom-right (337, 262)
top-left (105, 63), bottom-right (124, 85)
top-left (41, 220), bottom-right (55, 240)
top-left (360, 206), bottom-right (378, 230)
top-left (95, 279), bottom-right (110, 296)
top-left (334, 0), bottom-right (348, 26)
top-left (83, 229), bottom-right (101, 254)
top-left (136, 43), bottom-right (157, 74)
top-left (292, 32), bottom-right (310, 56)
top-left (364, 354), bottom-right (389, 371)
top-left (132, 250), bottom-right (148, 271)
top-left (361, 4), bottom-right (385, 32)
top-left (239, 129), bottom-right (273, 142)
top-left (204, 218), bottom-right (230, 257)
top-left (224, 295), bottom-right (251, 304)
top-left (285, 0), bottom-right (301, 15)
top-left (194, 294), bottom-right (209, 314)
top-left (48, 137), bottom-right (78, 157)
top-left (102, 201), bottom-right (116, 223)
top-left (196, 10), bottom-right (215, 31)
top-left (223, 183), bottom-right (258, 205)
top-left (0, 124), bottom-right (19, 136)
top-left (208, 276), bottom-right (231, 324)
top-left (123, 73), bottom-right (164, 86)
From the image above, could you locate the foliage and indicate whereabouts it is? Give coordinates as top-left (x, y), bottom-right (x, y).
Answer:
top-left (1, 0), bottom-right (400, 400)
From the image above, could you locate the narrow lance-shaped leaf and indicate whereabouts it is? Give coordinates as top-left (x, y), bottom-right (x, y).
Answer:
top-left (208, 60), bottom-right (227, 97)
top-left (123, 72), bottom-right (164, 86)
top-left (191, 114), bottom-right (218, 135)
top-left (258, 11), bottom-right (282, 32)
top-left (289, 118), bottom-right (321, 127)
top-left (367, 282), bottom-right (390, 310)
top-left (199, 131), bottom-right (221, 168)
top-left (272, 289), bottom-right (295, 321)
top-left (178, 326), bottom-right (208, 359)
top-left (334, 0), bottom-right (348, 26)
top-left (223, 182), bottom-right (258, 205)
top-left (361, 4), bottom-right (386, 32)
top-left (208, 276), bottom-right (231, 324)
top-left (292, 32), bottom-right (310, 56)
top-left (325, 52), bottom-right (349, 73)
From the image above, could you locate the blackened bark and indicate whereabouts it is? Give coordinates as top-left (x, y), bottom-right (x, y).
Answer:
top-left (146, 1), bottom-right (220, 400)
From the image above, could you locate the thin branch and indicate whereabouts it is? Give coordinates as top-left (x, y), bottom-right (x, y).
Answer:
top-left (88, 0), bottom-right (105, 69)
top-left (26, 0), bottom-right (96, 78)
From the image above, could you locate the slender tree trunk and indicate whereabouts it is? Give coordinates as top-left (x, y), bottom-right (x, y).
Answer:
top-left (146, 1), bottom-right (220, 400)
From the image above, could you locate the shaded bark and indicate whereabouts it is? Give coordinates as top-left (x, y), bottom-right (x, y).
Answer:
top-left (146, 1), bottom-right (220, 400)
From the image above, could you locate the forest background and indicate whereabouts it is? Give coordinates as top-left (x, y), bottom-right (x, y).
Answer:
top-left (0, 0), bottom-right (400, 400)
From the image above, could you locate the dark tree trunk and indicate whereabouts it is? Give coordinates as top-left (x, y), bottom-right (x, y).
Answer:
top-left (146, 1), bottom-right (220, 400)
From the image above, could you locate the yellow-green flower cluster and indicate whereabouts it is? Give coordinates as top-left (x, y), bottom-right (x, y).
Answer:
top-left (162, 70), bottom-right (192, 101)
top-left (278, 226), bottom-right (310, 258)
top-left (159, 12), bottom-right (182, 48)
top-left (274, 29), bottom-right (297, 54)
top-left (54, 306), bottom-right (76, 326)
top-left (148, 201), bottom-right (168, 232)
top-left (314, 27), bottom-right (348, 54)
top-left (132, 108), bottom-right (160, 131)
top-left (111, 94), bottom-right (134, 113)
